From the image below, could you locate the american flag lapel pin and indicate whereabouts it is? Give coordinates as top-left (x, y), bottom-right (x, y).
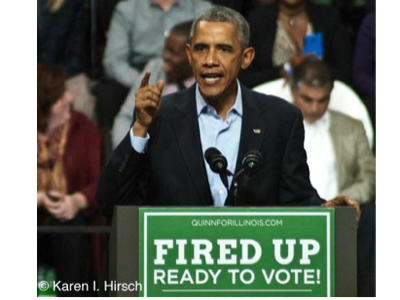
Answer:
top-left (253, 129), bottom-right (261, 134)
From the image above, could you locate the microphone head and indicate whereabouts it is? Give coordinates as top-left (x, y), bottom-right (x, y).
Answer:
top-left (205, 147), bottom-right (221, 163)
top-left (242, 150), bottom-right (263, 177)
top-left (204, 147), bottom-right (228, 174)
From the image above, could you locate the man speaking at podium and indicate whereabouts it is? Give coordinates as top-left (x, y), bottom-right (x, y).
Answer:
top-left (96, 6), bottom-right (359, 219)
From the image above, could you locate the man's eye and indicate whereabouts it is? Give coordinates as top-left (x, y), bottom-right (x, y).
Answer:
top-left (195, 46), bottom-right (207, 52)
top-left (319, 98), bottom-right (329, 104)
top-left (220, 47), bottom-right (232, 53)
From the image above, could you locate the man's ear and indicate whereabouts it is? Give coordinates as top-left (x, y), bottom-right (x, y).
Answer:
top-left (241, 47), bottom-right (255, 70)
top-left (185, 44), bottom-right (192, 67)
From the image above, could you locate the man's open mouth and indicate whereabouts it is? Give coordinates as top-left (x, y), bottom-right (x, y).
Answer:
top-left (201, 73), bottom-right (223, 84)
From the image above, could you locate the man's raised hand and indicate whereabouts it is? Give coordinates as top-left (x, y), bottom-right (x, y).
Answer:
top-left (133, 70), bottom-right (164, 135)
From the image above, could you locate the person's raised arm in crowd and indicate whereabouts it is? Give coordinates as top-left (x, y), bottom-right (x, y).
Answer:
top-left (240, 0), bottom-right (352, 88)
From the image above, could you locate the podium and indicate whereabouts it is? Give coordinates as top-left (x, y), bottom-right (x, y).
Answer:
top-left (109, 206), bottom-right (357, 297)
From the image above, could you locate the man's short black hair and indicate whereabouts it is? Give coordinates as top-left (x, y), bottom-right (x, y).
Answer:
top-left (291, 59), bottom-right (334, 91)
top-left (169, 20), bottom-right (194, 43)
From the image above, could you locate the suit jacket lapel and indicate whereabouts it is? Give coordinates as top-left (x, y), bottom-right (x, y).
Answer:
top-left (233, 85), bottom-right (267, 176)
top-left (224, 85), bottom-right (267, 206)
top-left (170, 85), bottom-right (213, 205)
top-left (329, 112), bottom-right (344, 188)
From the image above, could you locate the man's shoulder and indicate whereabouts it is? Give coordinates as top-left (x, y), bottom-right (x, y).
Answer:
top-left (329, 110), bottom-right (366, 139)
top-left (330, 110), bottom-right (364, 128)
top-left (114, 0), bottom-right (138, 15)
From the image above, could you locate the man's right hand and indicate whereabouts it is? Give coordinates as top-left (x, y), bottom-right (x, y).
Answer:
top-left (322, 196), bottom-right (361, 224)
top-left (133, 70), bottom-right (165, 137)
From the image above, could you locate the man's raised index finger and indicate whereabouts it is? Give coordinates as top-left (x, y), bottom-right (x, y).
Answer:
top-left (140, 70), bottom-right (151, 88)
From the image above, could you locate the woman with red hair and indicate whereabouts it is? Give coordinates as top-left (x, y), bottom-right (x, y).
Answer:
top-left (37, 64), bottom-right (101, 296)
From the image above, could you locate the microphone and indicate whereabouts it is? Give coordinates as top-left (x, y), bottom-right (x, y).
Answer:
top-left (205, 148), bottom-right (227, 173)
top-left (231, 150), bottom-right (263, 206)
top-left (204, 148), bottom-right (231, 190)
top-left (242, 150), bottom-right (263, 177)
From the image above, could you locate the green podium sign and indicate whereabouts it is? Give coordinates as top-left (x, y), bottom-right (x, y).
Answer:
top-left (138, 208), bottom-right (335, 297)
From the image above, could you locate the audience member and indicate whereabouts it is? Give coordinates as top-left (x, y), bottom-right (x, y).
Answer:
top-left (291, 61), bottom-right (376, 296)
top-left (353, 6), bottom-right (375, 97)
top-left (240, 0), bottom-right (352, 88)
top-left (290, 60), bottom-right (375, 204)
top-left (37, 0), bottom-right (85, 78)
top-left (94, 0), bottom-right (212, 133)
top-left (112, 21), bottom-right (194, 148)
top-left (37, 64), bottom-right (101, 296)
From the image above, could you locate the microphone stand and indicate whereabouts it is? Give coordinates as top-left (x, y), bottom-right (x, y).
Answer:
top-left (231, 169), bottom-right (244, 207)
top-left (207, 148), bottom-right (262, 207)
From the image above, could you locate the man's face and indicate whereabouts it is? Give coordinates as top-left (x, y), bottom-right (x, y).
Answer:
top-left (163, 33), bottom-right (191, 83)
top-left (292, 83), bottom-right (332, 123)
top-left (186, 21), bottom-right (254, 103)
top-left (49, 89), bottom-right (74, 129)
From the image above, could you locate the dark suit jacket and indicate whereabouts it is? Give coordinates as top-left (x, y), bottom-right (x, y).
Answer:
top-left (239, 2), bottom-right (352, 88)
top-left (97, 84), bottom-right (323, 218)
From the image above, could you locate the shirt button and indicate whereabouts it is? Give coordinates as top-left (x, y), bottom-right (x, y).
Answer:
top-left (219, 190), bottom-right (224, 195)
